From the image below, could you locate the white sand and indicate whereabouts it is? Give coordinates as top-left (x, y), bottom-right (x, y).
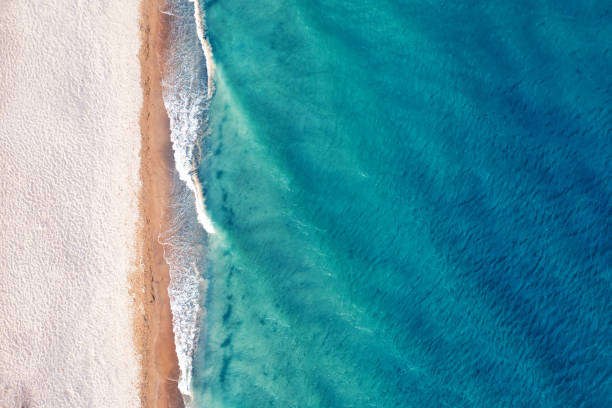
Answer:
top-left (0, 1), bottom-right (143, 407)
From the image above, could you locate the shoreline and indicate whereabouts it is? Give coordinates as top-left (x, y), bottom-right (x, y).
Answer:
top-left (135, 0), bottom-right (185, 407)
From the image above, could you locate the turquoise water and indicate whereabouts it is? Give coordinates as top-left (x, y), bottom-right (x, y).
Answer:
top-left (186, 0), bottom-right (611, 406)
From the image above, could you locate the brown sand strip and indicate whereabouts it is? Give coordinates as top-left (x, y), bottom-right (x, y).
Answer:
top-left (133, 0), bottom-right (185, 407)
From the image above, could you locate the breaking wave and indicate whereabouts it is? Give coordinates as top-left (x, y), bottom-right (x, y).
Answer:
top-left (158, 0), bottom-right (214, 399)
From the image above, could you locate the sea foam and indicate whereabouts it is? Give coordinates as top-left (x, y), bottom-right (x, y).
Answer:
top-left (160, 0), bottom-right (214, 398)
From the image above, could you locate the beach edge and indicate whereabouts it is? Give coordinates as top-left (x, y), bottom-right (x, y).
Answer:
top-left (133, 0), bottom-right (185, 407)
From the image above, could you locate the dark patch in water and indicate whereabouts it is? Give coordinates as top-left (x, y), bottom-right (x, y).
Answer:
top-left (222, 304), bottom-right (232, 323)
top-left (219, 354), bottom-right (232, 385)
top-left (214, 142), bottom-right (223, 156)
top-left (220, 335), bottom-right (232, 348)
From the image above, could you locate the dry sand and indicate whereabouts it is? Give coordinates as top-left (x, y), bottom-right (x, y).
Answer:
top-left (0, 0), bottom-right (143, 406)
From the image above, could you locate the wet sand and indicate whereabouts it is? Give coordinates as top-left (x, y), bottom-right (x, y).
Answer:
top-left (135, 0), bottom-right (185, 407)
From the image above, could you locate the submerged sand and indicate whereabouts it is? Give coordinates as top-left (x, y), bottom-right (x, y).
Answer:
top-left (0, 0), bottom-right (181, 406)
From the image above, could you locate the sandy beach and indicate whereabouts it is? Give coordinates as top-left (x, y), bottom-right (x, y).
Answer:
top-left (0, 0), bottom-right (181, 406)
top-left (136, 0), bottom-right (185, 406)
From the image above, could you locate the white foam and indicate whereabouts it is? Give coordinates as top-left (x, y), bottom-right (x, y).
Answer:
top-left (191, 172), bottom-right (216, 234)
top-left (159, 0), bottom-right (217, 399)
top-left (163, 82), bottom-right (216, 236)
top-left (158, 171), bottom-right (207, 399)
top-left (0, 1), bottom-right (142, 406)
top-left (191, 0), bottom-right (215, 99)
top-left (178, 0), bottom-right (216, 236)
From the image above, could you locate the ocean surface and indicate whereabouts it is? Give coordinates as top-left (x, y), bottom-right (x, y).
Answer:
top-left (163, 0), bottom-right (612, 406)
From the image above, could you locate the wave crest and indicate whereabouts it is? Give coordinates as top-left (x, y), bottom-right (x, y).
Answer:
top-left (159, 0), bottom-right (214, 399)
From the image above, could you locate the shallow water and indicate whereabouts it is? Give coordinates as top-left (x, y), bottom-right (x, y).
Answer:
top-left (168, 0), bottom-right (612, 406)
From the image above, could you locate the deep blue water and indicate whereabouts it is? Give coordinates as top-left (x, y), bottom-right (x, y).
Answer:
top-left (188, 0), bottom-right (612, 406)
